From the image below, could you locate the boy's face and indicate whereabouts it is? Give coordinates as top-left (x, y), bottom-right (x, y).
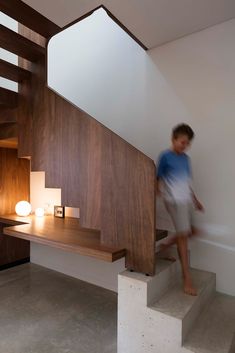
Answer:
top-left (172, 134), bottom-right (191, 153)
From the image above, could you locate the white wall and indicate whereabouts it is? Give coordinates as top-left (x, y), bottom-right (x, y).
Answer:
top-left (0, 12), bottom-right (18, 91)
top-left (30, 243), bottom-right (125, 292)
top-left (47, 10), bottom-right (235, 294)
top-left (48, 8), bottom-right (192, 158)
top-left (149, 19), bottom-right (235, 294)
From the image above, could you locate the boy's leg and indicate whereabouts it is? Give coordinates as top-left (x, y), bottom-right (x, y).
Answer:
top-left (176, 234), bottom-right (197, 296)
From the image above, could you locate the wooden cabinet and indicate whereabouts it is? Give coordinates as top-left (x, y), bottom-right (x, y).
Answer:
top-left (0, 222), bottom-right (29, 269)
top-left (0, 148), bottom-right (30, 269)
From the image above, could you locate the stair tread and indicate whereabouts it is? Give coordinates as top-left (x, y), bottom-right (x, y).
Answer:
top-left (183, 293), bottom-right (235, 353)
top-left (151, 268), bottom-right (215, 320)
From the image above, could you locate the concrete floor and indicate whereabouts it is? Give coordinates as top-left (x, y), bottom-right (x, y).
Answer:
top-left (0, 263), bottom-right (117, 353)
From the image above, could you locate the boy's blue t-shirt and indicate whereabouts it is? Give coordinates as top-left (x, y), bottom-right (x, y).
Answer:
top-left (156, 149), bottom-right (192, 203)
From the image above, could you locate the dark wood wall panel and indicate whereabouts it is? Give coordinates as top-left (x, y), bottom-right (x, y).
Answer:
top-left (0, 148), bottom-right (30, 266)
top-left (0, 107), bottom-right (17, 123)
top-left (0, 123), bottom-right (17, 140)
top-left (101, 130), bottom-right (156, 273)
top-left (0, 87), bottom-right (18, 108)
top-left (18, 26), bottom-right (156, 275)
top-left (17, 75), bottom-right (32, 158)
top-left (18, 25), bottom-right (46, 159)
top-left (43, 93), bottom-right (63, 188)
top-left (61, 105), bottom-right (102, 230)
top-left (0, 224), bottom-right (29, 266)
top-left (0, 148), bottom-right (30, 214)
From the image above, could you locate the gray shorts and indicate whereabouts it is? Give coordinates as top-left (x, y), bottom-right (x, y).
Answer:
top-left (165, 201), bottom-right (195, 234)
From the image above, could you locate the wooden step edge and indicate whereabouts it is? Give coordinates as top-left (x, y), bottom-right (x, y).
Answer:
top-left (0, 0), bottom-right (60, 38)
top-left (0, 24), bottom-right (45, 62)
top-left (0, 58), bottom-right (31, 82)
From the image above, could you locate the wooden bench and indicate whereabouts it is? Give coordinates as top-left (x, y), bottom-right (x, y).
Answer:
top-left (0, 215), bottom-right (126, 262)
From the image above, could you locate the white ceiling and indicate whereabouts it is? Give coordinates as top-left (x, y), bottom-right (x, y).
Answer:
top-left (22, 0), bottom-right (235, 48)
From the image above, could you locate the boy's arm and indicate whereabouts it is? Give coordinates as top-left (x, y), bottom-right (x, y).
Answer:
top-left (190, 188), bottom-right (204, 211)
top-left (188, 158), bottom-right (204, 211)
top-left (156, 153), bottom-right (165, 196)
top-left (156, 177), bottom-right (162, 196)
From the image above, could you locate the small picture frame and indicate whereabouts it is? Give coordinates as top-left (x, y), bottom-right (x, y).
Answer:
top-left (54, 205), bottom-right (65, 218)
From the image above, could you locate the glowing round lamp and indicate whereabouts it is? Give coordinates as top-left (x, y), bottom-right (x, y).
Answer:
top-left (35, 207), bottom-right (44, 217)
top-left (15, 201), bottom-right (32, 217)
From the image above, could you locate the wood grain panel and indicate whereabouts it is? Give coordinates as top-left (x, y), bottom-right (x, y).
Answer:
top-left (0, 87), bottom-right (18, 108)
top-left (18, 26), bottom-right (156, 275)
top-left (0, 24), bottom-right (45, 62)
top-left (0, 0), bottom-right (60, 38)
top-left (0, 107), bottom-right (17, 123)
top-left (61, 102), bottom-right (101, 230)
top-left (101, 129), bottom-right (156, 274)
top-left (0, 123), bottom-right (17, 139)
top-left (0, 148), bottom-right (30, 214)
top-left (3, 215), bottom-right (125, 262)
top-left (17, 25), bottom-right (46, 158)
top-left (0, 149), bottom-right (30, 266)
top-left (0, 224), bottom-right (29, 266)
top-left (0, 58), bottom-right (31, 82)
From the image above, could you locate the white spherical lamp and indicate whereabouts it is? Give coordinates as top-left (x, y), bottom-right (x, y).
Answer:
top-left (15, 201), bottom-right (32, 217)
top-left (35, 207), bottom-right (45, 217)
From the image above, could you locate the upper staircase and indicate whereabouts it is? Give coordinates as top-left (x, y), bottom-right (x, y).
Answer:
top-left (0, 0), bottom-right (56, 147)
top-left (0, 0), bottom-right (156, 275)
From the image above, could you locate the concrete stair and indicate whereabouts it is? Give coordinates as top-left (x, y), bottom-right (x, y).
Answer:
top-left (118, 258), bottom-right (235, 353)
top-left (150, 268), bottom-right (216, 343)
top-left (182, 293), bottom-right (235, 353)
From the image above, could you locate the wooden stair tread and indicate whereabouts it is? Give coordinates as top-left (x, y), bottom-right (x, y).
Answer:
top-left (0, 0), bottom-right (60, 39)
top-left (1, 215), bottom-right (126, 262)
top-left (0, 24), bottom-right (45, 62)
top-left (0, 137), bottom-right (17, 149)
top-left (0, 58), bottom-right (31, 82)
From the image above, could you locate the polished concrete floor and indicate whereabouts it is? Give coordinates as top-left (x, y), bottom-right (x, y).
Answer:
top-left (0, 263), bottom-right (117, 353)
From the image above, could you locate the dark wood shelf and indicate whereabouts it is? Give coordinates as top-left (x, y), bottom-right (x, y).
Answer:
top-left (0, 215), bottom-right (126, 262)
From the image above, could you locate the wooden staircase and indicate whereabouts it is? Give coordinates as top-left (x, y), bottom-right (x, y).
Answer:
top-left (0, 0), bottom-right (59, 148)
top-left (0, 0), bottom-right (156, 275)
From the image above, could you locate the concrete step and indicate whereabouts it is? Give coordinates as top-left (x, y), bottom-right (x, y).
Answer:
top-left (118, 258), bottom-right (181, 307)
top-left (183, 293), bottom-right (235, 353)
top-left (150, 268), bottom-right (216, 343)
top-left (148, 258), bottom-right (181, 304)
top-left (118, 259), bottom-right (182, 353)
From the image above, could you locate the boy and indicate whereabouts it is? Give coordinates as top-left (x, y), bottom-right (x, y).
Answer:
top-left (156, 123), bottom-right (204, 296)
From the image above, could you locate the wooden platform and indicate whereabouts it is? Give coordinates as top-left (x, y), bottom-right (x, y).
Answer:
top-left (0, 215), bottom-right (126, 262)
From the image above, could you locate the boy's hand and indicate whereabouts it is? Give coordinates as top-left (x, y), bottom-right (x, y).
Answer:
top-left (194, 199), bottom-right (204, 212)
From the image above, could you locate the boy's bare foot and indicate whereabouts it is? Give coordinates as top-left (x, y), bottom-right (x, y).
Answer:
top-left (184, 278), bottom-right (197, 296)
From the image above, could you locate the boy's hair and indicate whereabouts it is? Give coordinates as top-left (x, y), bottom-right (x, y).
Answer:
top-left (172, 123), bottom-right (194, 140)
